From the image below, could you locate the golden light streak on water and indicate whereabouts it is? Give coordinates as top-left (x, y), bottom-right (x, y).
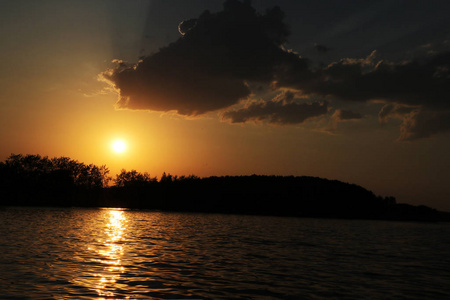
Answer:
top-left (1, 208), bottom-right (450, 299)
top-left (93, 209), bottom-right (128, 298)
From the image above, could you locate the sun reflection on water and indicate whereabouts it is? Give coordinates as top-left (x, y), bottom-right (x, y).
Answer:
top-left (93, 209), bottom-right (128, 298)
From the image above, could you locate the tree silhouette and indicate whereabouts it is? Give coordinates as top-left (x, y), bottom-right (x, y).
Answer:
top-left (1, 154), bottom-right (448, 221)
top-left (114, 169), bottom-right (157, 187)
top-left (0, 154), bottom-right (111, 206)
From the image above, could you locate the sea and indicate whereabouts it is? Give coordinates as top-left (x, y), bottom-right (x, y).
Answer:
top-left (0, 207), bottom-right (449, 299)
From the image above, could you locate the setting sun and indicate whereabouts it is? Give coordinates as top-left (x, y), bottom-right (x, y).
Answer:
top-left (2, 1), bottom-right (450, 299)
top-left (112, 140), bottom-right (126, 153)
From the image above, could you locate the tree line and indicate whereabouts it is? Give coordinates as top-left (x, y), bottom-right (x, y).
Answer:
top-left (1, 154), bottom-right (448, 221)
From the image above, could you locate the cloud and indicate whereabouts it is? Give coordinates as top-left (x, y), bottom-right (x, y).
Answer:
top-left (333, 109), bottom-right (362, 121)
top-left (100, 0), bottom-right (450, 140)
top-left (101, 0), bottom-right (307, 116)
top-left (178, 19), bottom-right (197, 36)
top-left (274, 48), bottom-right (450, 139)
top-left (399, 110), bottom-right (450, 141)
top-left (378, 104), bottom-right (450, 140)
top-left (378, 103), bottom-right (415, 124)
top-left (278, 50), bottom-right (450, 110)
top-left (222, 91), bottom-right (328, 125)
top-left (323, 109), bottom-right (363, 133)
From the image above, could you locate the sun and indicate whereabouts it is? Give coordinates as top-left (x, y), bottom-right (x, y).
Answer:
top-left (112, 140), bottom-right (126, 153)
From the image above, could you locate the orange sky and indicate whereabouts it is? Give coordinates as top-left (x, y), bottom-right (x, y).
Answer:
top-left (1, 0), bottom-right (450, 210)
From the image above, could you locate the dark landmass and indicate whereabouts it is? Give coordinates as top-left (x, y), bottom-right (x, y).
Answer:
top-left (1, 154), bottom-right (449, 222)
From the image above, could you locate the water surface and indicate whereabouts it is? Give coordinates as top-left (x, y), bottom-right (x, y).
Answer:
top-left (0, 207), bottom-right (449, 299)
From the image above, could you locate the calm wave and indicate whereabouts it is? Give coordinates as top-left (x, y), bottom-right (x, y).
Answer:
top-left (0, 207), bottom-right (449, 299)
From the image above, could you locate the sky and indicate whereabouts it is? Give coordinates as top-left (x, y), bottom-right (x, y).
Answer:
top-left (1, 0), bottom-right (450, 210)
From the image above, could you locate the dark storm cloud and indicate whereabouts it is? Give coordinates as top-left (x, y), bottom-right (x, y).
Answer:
top-left (101, 0), bottom-right (450, 139)
top-left (222, 92), bottom-right (328, 125)
top-left (101, 0), bottom-right (308, 116)
top-left (273, 49), bottom-right (450, 139)
top-left (278, 50), bottom-right (450, 110)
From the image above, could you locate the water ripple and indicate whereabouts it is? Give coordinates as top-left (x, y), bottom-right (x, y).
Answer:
top-left (0, 208), bottom-right (449, 299)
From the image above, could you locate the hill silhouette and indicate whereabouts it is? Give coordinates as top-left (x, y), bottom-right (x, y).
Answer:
top-left (1, 154), bottom-right (449, 222)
